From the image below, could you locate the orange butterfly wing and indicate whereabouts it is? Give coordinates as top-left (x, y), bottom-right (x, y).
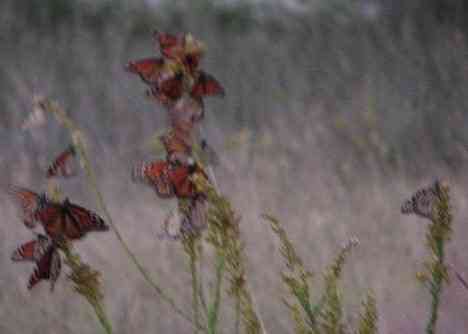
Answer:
top-left (126, 57), bottom-right (166, 85)
top-left (168, 165), bottom-right (196, 198)
top-left (64, 202), bottom-right (109, 239)
top-left (11, 235), bottom-right (50, 262)
top-left (132, 160), bottom-right (174, 198)
top-left (8, 186), bottom-right (44, 229)
top-left (191, 71), bottom-right (225, 98)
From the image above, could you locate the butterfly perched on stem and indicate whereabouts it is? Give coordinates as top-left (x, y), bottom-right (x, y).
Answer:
top-left (46, 145), bottom-right (77, 178)
top-left (8, 186), bottom-right (109, 241)
top-left (401, 180), bottom-right (444, 221)
top-left (11, 234), bottom-right (61, 291)
top-left (132, 160), bottom-right (209, 199)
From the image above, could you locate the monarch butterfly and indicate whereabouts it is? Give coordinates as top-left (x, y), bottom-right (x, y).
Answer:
top-left (46, 145), bottom-right (77, 178)
top-left (35, 198), bottom-right (109, 241)
top-left (8, 185), bottom-right (48, 229)
top-left (11, 234), bottom-right (61, 291)
top-left (8, 186), bottom-right (109, 240)
top-left (191, 71), bottom-right (225, 99)
top-left (132, 160), bottom-right (208, 199)
top-left (132, 160), bottom-right (174, 198)
top-left (28, 243), bottom-right (61, 291)
top-left (401, 180), bottom-right (444, 220)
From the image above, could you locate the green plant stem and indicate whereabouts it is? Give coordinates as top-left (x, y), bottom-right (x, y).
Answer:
top-left (92, 302), bottom-right (114, 334)
top-left (188, 238), bottom-right (201, 334)
top-left (61, 245), bottom-right (113, 334)
top-left (198, 241), bottom-right (209, 317)
top-left (234, 295), bottom-right (241, 334)
top-left (426, 238), bottom-right (444, 334)
top-left (208, 252), bottom-right (226, 334)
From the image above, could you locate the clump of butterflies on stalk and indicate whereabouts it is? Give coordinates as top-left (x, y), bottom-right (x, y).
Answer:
top-left (126, 31), bottom-right (225, 239)
top-left (8, 144), bottom-right (109, 291)
top-left (7, 30), bottom-right (223, 291)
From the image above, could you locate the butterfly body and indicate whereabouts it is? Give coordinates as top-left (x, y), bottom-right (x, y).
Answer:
top-left (9, 186), bottom-right (109, 241)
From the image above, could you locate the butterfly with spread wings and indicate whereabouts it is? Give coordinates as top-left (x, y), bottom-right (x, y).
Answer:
top-left (46, 145), bottom-right (77, 178)
top-left (8, 186), bottom-right (109, 241)
top-left (11, 234), bottom-right (61, 291)
top-left (132, 160), bottom-right (209, 199)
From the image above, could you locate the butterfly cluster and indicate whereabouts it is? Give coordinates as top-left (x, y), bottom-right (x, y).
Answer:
top-left (8, 147), bottom-right (109, 290)
top-left (128, 31), bottom-right (224, 239)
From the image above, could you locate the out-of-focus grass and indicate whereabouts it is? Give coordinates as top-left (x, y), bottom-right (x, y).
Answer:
top-left (2, 0), bottom-right (468, 333)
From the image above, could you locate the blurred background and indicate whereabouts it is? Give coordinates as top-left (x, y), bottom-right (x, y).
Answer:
top-left (1, 0), bottom-right (468, 333)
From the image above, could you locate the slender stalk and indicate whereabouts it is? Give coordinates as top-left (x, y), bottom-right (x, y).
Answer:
top-left (198, 240), bottom-right (209, 317)
top-left (234, 294), bottom-right (241, 334)
top-left (92, 302), bottom-right (114, 334)
top-left (60, 244), bottom-right (113, 334)
top-left (423, 181), bottom-right (452, 334)
top-left (208, 252), bottom-right (226, 334)
top-left (426, 238), bottom-right (445, 334)
top-left (185, 236), bottom-right (201, 334)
